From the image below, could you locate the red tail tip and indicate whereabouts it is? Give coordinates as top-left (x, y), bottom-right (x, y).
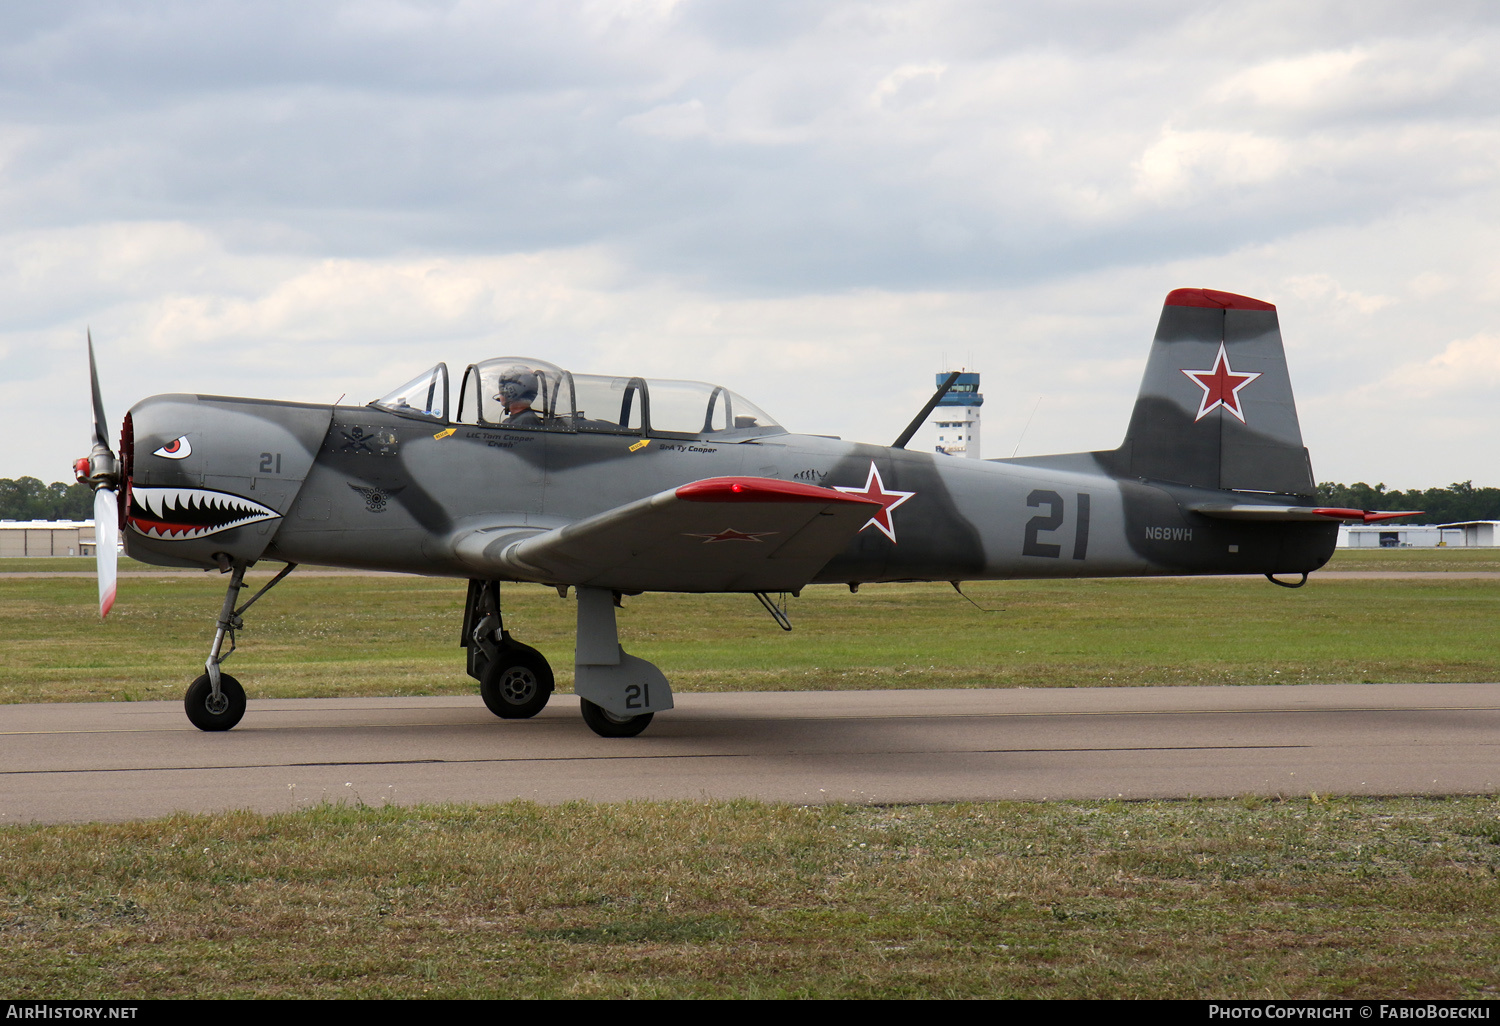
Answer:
top-left (1165, 288), bottom-right (1276, 312)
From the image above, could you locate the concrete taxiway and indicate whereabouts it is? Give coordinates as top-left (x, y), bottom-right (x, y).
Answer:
top-left (2, 684), bottom-right (1498, 824)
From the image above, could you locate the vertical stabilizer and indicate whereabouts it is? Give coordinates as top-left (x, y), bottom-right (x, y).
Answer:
top-left (1116, 288), bottom-right (1314, 496)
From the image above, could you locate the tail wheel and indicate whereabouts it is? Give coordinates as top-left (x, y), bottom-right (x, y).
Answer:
top-left (580, 699), bottom-right (653, 738)
top-left (185, 673), bottom-right (246, 732)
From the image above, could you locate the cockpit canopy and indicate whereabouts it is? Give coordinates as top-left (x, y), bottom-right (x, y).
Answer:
top-left (370, 358), bottom-right (785, 440)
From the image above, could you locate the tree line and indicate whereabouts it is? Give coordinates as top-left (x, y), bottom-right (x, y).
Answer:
top-left (5, 475), bottom-right (1498, 526)
top-left (1315, 481), bottom-right (1500, 525)
top-left (0, 478), bottom-right (96, 521)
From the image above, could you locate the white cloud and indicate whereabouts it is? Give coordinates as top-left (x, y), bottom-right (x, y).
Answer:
top-left (1281, 273), bottom-right (1393, 316)
top-left (1133, 127), bottom-right (1293, 204)
top-left (870, 62), bottom-right (946, 110)
top-left (1361, 333), bottom-right (1500, 401)
top-left (621, 99), bottom-right (709, 138)
top-left (1212, 47), bottom-right (1372, 116)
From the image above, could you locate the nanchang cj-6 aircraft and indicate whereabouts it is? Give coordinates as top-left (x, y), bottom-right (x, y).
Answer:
top-left (77, 288), bottom-right (1414, 737)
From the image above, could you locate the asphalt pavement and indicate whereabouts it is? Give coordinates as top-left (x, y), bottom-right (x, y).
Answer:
top-left (3, 683), bottom-right (1497, 824)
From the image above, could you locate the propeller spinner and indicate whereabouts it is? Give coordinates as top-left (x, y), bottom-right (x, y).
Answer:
top-left (75, 331), bottom-right (121, 618)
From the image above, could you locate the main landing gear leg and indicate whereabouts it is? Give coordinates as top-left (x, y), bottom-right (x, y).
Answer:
top-left (185, 561), bottom-right (297, 732)
top-left (462, 580), bottom-right (554, 719)
top-left (573, 586), bottom-right (672, 738)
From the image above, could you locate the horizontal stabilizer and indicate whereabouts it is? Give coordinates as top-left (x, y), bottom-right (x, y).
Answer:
top-left (455, 477), bottom-right (881, 592)
top-left (1190, 504), bottom-right (1423, 523)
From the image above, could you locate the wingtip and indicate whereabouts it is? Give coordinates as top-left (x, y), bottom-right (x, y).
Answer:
top-left (1310, 508), bottom-right (1425, 523)
top-left (1360, 510), bottom-right (1425, 523)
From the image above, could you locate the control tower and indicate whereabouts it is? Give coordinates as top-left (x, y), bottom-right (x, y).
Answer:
top-left (932, 371), bottom-right (982, 459)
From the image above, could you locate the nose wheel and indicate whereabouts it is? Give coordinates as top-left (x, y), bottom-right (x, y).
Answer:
top-left (184, 562), bottom-right (297, 732)
top-left (184, 672), bottom-right (246, 731)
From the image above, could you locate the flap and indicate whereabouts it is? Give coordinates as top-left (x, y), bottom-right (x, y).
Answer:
top-left (454, 477), bottom-right (881, 592)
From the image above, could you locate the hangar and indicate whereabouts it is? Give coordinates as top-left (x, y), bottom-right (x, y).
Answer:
top-left (0, 520), bottom-right (97, 557)
top-left (1338, 521), bottom-right (1500, 548)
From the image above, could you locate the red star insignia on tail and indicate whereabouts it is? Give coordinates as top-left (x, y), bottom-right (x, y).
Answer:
top-left (1181, 343), bottom-right (1262, 423)
top-left (834, 462), bottom-right (915, 543)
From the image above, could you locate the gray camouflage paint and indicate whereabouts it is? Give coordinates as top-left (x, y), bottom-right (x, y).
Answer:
top-left (122, 289), bottom-right (1336, 586)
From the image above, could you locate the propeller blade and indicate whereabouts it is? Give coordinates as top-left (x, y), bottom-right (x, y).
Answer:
top-left (88, 330), bottom-right (113, 456)
top-left (81, 331), bottom-right (122, 618)
top-left (94, 488), bottom-right (119, 618)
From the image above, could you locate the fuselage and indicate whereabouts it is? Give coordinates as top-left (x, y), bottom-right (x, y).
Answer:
top-left (121, 394), bottom-right (1336, 586)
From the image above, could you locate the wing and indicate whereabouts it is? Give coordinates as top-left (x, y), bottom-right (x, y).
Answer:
top-left (452, 477), bottom-right (883, 592)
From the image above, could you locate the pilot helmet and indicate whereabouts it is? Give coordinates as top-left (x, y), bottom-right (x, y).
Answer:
top-left (494, 369), bottom-right (539, 406)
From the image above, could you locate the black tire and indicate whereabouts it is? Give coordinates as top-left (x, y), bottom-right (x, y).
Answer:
top-left (480, 647), bottom-right (554, 719)
top-left (580, 699), bottom-right (653, 738)
top-left (184, 673), bottom-right (246, 732)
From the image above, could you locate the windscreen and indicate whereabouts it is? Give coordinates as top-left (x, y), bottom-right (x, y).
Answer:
top-left (370, 364), bottom-right (448, 421)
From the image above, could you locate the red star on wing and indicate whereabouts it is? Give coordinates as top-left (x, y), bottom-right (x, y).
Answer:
top-left (833, 462), bottom-right (915, 543)
top-left (684, 528), bottom-right (778, 543)
top-left (1181, 343), bottom-right (1262, 423)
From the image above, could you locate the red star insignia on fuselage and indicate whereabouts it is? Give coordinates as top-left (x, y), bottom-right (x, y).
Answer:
top-left (684, 528), bottom-right (778, 543)
top-left (834, 462), bottom-right (915, 543)
top-left (1181, 343), bottom-right (1262, 423)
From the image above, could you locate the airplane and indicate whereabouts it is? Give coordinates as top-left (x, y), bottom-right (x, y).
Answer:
top-left (76, 287), bottom-right (1418, 737)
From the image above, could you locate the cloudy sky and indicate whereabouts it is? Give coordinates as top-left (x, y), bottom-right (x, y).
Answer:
top-left (2, 0), bottom-right (1497, 489)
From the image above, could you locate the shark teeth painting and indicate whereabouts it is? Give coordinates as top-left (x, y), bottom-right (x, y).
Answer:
top-left (126, 487), bottom-right (281, 540)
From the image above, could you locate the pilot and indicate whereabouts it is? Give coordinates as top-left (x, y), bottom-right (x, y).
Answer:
top-left (495, 370), bottom-right (542, 427)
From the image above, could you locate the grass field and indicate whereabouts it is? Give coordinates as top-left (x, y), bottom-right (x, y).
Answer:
top-left (2, 796), bottom-right (1498, 999)
top-left (3, 549), bottom-right (1499, 704)
top-left (3, 551), bottom-right (1497, 998)
top-left (1326, 548), bottom-right (1500, 572)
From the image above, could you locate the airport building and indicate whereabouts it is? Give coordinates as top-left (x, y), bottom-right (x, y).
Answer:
top-left (1337, 521), bottom-right (1500, 548)
top-left (931, 371), bottom-right (983, 459)
top-left (0, 520), bottom-right (98, 557)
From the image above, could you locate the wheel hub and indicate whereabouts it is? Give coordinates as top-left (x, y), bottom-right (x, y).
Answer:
top-left (499, 668), bottom-right (537, 704)
top-left (204, 691), bottom-right (230, 716)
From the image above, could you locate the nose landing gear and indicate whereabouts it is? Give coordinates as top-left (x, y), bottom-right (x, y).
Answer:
top-left (184, 561), bottom-right (297, 732)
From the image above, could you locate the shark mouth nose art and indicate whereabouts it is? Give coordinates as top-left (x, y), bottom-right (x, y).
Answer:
top-left (127, 487), bottom-right (281, 540)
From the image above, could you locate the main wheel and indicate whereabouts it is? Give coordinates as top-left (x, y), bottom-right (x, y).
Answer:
top-left (580, 699), bottom-right (653, 738)
top-left (184, 673), bottom-right (246, 732)
top-left (480, 648), bottom-right (554, 719)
